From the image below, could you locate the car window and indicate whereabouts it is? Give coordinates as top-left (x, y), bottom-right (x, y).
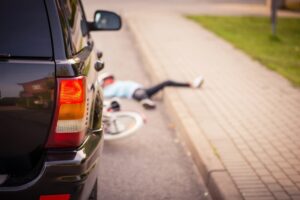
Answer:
top-left (0, 0), bottom-right (52, 58)
top-left (59, 0), bottom-right (89, 55)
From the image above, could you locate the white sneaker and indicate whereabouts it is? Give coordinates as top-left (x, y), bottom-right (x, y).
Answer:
top-left (192, 76), bottom-right (204, 88)
top-left (141, 99), bottom-right (156, 110)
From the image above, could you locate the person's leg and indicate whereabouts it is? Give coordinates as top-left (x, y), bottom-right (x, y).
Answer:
top-left (145, 80), bottom-right (190, 98)
top-left (132, 89), bottom-right (149, 101)
top-left (132, 89), bottom-right (156, 109)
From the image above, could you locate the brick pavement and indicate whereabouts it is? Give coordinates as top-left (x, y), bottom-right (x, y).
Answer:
top-left (127, 12), bottom-right (300, 200)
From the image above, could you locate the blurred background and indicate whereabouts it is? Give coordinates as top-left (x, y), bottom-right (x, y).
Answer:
top-left (84, 0), bottom-right (300, 199)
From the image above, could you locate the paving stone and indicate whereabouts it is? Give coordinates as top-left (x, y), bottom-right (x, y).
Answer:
top-left (238, 184), bottom-right (269, 189)
top-left (285, 170), bottom-right (300, 178)
top-left (241, 188), bottom-right (271, 193)
top-left (288, 159), bottom-right (300, 166)
top-left (279, 179), bottom-right (296, 187)
top-left (261, 158), bottom-right (277, 166)
top-left (266, 165), bottom-right (282, 173)
top-left (244, 197), bottom-right (276, 200)
top-left (272, 172), bottom-right (289, 180)
top-left (235, 179), bottom-right (265, 186)
top-left (261, 176), bottom-right (278, 184)
top-left (252, 162), bottom-right (267, 169)
top-left (247, 156), bottom-right (261, 163)
top-left (230, 170), bottom-right (257, 177)
top-left (291, 195), bottom-right (300, 200)
top-left (234, 176), bottom-right (262, 181)
top-left (256, 169), bottom-right (272, 176)
top-left (272, 191), bottom-right (291, 200)
top-left (241, 190), bottom-right (273, 197)
top-left (272, 156), bottom-right (287, 163)
top-left (283, 186), bottom-right (300, 196)
top-left (267, 183), bottom-right (285, 192)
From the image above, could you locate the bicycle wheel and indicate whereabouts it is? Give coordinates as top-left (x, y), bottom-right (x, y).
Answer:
top-left (104, 111), bottom-right (144, 141)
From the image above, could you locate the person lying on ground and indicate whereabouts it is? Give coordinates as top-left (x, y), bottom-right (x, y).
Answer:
top-left (98, 72), bottom-right (204, 109)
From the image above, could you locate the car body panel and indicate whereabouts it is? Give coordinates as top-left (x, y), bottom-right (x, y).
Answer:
top-left (0, 132), bottom-right (103, 200)
top-left (0, 60), bottom-right (55, 181)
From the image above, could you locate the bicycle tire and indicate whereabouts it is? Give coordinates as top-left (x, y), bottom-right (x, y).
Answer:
top-left (104, 111), bottom-right (144, 141)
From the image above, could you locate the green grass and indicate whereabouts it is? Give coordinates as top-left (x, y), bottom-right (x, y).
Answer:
top-left (187, 16), bottom-right (300, 86)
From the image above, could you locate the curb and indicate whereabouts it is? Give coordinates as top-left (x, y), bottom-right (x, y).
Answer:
top-left (126, 16), bottom-right (243, 200)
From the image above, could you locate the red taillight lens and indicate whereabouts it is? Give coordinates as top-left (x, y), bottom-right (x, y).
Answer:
top-left (46, 77), bottom-right (87, 148)
top-left (60, 79), bottom-right (84, 104)
top-left (40, 194), bottom-right (70, 200)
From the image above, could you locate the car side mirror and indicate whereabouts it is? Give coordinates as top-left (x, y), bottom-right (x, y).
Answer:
top-left (89, 10), bottom-right (122, 31)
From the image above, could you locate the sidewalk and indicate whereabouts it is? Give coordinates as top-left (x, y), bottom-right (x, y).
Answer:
top-left (126, 10), bottom-right (300, 200)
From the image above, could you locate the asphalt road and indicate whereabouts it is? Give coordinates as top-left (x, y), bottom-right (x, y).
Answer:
top-left (84, 2), bottom-right (212, 200)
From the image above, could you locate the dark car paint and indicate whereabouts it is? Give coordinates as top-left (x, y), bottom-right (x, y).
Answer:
top-left (0, 133), bottom-right (103, 200)
top-left (0, 61), bottom-right (55, 158)
top-left (0, 61), bottom-right (55, 181)
top-left (0, 0), bottom-right (108, 199)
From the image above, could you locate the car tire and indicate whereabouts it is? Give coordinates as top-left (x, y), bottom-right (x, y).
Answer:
top-left (89, 179), bottom-right (98, 200)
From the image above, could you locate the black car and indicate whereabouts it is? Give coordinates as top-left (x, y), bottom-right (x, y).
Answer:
top-left (0, 0), bottom-right (121, 199)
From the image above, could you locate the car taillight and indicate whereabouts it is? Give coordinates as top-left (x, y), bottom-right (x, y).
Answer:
top-left (46, 77), bottom-right (87, 148)
top-left (40, 194), bottom-right (70, 200)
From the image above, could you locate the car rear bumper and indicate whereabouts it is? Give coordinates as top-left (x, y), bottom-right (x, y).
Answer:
top-left (0, 131), bottom-right (103, 200)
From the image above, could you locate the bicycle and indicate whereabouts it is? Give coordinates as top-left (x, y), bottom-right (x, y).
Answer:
top-left (103, 99), bottom-right (145, 141)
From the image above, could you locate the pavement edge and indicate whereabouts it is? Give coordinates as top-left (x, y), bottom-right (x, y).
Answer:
top-left (126, 16), bottom-right (243, 200)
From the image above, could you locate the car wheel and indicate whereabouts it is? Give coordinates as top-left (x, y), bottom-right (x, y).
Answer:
top-left (89, 179), bottom-right (98, 200)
